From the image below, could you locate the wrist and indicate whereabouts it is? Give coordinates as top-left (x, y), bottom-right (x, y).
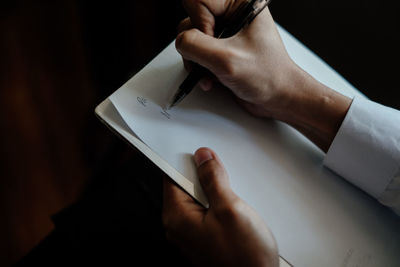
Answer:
top-left (260, 64), bottom-right (311, 122)
top-left (270, 66), bottom-right (352, 151)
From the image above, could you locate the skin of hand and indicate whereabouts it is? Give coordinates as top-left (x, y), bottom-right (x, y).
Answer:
top-left (163, 147), bottom-right (279, 267)
top-left (176, 0), bottom-right (352, 152)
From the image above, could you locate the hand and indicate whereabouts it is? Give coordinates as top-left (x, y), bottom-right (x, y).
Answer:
top-left (162, 147), bottom-right (279, 267)
top-left (176, 0), bottom-right (352, 152)
top-left (176, 3), bottom-right (295, 117)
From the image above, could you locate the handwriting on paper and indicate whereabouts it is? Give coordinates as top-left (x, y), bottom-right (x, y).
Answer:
top-left (137, 97), bottom-right (147, 107)
top-left (161, 108), bottom-right (171, 119)
top-left (137, 96), bottom-right (171, 119)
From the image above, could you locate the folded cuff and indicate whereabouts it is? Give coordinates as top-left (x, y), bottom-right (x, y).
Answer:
top-left (324, 97), bottom-right (400, 199)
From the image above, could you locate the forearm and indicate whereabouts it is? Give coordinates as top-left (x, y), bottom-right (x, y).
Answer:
top-left (273, 66), bottom-right (352, 152)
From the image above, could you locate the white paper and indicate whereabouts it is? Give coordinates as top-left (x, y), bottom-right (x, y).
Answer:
top-left (95, 99), bottom-right (292, 267)
top-left (108, 25), bottom-right (400, 267)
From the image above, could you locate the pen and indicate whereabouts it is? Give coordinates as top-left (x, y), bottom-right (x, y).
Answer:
top-left (169, 0), bottom-right (271, 109)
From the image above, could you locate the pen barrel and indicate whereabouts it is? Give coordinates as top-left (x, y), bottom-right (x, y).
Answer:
top-left (179, 64), bottom-right (210, 93)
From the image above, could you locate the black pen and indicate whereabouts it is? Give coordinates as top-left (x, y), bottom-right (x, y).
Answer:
top-left (169, 0), bottom-right (271, 109)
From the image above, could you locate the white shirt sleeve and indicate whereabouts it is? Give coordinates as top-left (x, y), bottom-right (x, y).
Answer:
top-left (323, 97), bottom-right (400, 214)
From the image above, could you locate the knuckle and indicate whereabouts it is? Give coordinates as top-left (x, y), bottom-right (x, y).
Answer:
top-left (175, 30), bottom-right (196, 52)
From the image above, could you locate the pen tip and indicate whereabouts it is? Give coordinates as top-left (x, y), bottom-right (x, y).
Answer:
top-left (166, 101), bottom-right (175, 110)
top-left (168, 93), bottom-right (182, 110)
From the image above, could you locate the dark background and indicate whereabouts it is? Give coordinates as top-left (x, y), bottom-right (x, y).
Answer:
top-left (0, 0), bottom-right (399, 265)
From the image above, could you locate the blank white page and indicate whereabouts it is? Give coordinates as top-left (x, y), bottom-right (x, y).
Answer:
top-left (109, 25), bottom-right (400, 267)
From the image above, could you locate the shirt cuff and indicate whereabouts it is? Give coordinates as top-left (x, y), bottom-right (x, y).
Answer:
top-left (323, 97), bottom-right (400, 199)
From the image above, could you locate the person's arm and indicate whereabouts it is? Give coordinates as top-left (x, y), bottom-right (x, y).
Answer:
top-left (264, 67), bottom-right (352, 153)
top-left (163, 148), bottom-right (279, 267)
top-left (175, 0), bottom-right (400, 213)
top-left (175, 3), bottom-right (351, 153)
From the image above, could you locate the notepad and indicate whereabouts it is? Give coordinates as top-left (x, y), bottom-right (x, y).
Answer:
top-left (96, 25), bottom-right (400, 267)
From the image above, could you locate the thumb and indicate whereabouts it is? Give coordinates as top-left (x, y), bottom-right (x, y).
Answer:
top-left (194, 147), bottom-right (236, 207)
top-left (175, 29), bottom-right (228, 75)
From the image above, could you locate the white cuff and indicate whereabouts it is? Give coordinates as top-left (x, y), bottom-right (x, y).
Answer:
top-left (324, 97), bottom-right (400, 199)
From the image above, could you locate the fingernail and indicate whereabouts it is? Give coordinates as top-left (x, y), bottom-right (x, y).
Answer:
top-left (194, 149), bottom-right (213, 167)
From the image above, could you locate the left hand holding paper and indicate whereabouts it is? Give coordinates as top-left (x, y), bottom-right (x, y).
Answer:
top-left (162, 147), bottom-right (279, 267)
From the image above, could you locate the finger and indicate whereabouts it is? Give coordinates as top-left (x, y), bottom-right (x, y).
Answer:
top-left (194, 147), bottom-right (236, 207)
top-left (182, 0), bottom-right (243, 36)
top-left (177, 18), bottom-right (194, 72)
top-left (177, 17), bottom-right (193, 34)
top-left (175, 28), bottom-right (228, 74)
top-left (182, 0), bottom-right (217, 35)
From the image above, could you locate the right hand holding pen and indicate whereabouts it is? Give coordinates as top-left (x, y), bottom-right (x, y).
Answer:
top-left (176, 0), bottom-right (352, 152)
top-left (176, 0), bottom-right (298, 118)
